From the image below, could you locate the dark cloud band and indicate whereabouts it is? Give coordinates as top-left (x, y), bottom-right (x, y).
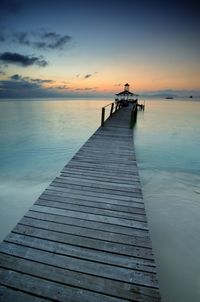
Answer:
top-left (0, 52), bottom-right (48, 67)
top-left (0, 74), bottom-right (56, 98)
top-left (10, 74), bottom-right (53, 83)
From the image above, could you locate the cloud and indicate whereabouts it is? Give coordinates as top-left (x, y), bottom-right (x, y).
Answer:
top-left (1, 80), bottom-right (36, 90)
top-left (40, 32), bottom-right (72, 50)
top-left (0, 74), bottom-right (101, 99)
top-left (75, 87), bottom-right (98, 92)
top-left (30, 78), bottom-right (53, 83)
top-left (55, 85), bottom-right (68, 90)
top-left (83, 72), bottom-right (98, 79)
top-left (13, 32), bottom-right (30, 46)
top-left (3, 30), bottom-right (73, 51)
top-left (0, 52), bottom-right (48, 67)
top-left (10, 74), bottom-right (53, 83)
top-left (10, 74), bottom-right (22, 80)
top-left (0, 74), bottom-right (59, 98)
top-left (84, 74), bottom-right (92, 79)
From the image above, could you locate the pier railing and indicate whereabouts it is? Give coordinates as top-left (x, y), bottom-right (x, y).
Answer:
top-left (101, 101), bottom-right (122, 126)
top-left (101, 101), bottom-right (139, 128)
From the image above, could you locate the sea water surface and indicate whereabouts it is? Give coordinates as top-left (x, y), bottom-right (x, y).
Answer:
top-left (0, 98), bottom-right (200, 302)
top-left (0, 99), bottom-right (108, 241)
top-left (134, 100), bottom-right (200, 302)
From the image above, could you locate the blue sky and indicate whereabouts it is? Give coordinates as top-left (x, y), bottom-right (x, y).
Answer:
top-left (0, 0), bottom-right (199, 98)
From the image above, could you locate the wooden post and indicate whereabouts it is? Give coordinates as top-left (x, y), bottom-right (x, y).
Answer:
top-left (110, 103), bottom-right (114, 116)
top-left (115, 102), bottom-right (119, 112)
top-left (130, 103), bottom-right (137, 128)
top-left (101, 107), bottom-right (105, 127)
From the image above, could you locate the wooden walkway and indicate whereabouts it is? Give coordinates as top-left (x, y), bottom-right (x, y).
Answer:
top-left (0, 106), bottom-right (161, 302)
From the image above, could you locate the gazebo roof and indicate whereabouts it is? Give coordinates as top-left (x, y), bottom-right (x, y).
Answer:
top-left (116, 91), bottom-right (135, 96)
top-left (115, 83), bottom-right (139, 97)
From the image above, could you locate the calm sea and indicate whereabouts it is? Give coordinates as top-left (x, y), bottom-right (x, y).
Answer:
top-left (0, 98), bottom-right (200, 302)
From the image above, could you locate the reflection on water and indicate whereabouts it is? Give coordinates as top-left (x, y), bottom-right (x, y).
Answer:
top-left (134, 100), bottom-right (200, 302)
top-left (0, 99), bottom-right (108, 242)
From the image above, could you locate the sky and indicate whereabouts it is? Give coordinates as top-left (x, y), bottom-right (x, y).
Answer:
top-left (0, 0), bottom-right (199, 98)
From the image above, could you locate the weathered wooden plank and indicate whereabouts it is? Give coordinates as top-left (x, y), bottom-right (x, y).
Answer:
top-left (78, 142), bottom-right (136, 149)
top-left (75, 150), bottom-right (134, 155)
top-left (3, 233), bottom-right (155, 272)
top-left (0, 254), bottom-right (160, 301)
top-left (76, 150), bottom-right (136, 159)
top-left (80, 142), bottom-right (134, 149)
top-left (31, 205), bottom-right (148, 230)
top-left (39, 192), bottom-right (146, 214)
top-left (0, 267), bottom-right (129, 302)
top-left (66, 161), bottom-right (138, 171)
top-left (62, 166), bottom-right (139, 177)
top-left (74, 147), bottom-right (135, 154)
top-left (87, 133), bottom-right (133, 139)
top-left (88, 131), bottom-right (133, 136)
top-left (43, 189), bottom-right (145, 209)
top-left (63, 167), bottom-right (138, 178)
top-left (71, 156), bottom-right (136, 165)
top-left (0, 285), bottom-right (50, 302)
top-left (12, 224), bottom-right (153, 259)
top-left (26, 211), bottom-right (149, 238)
top-left (82, 143), bottom-right (135, 148)
top-left (90, 136), bottom-right (133, 140)
top-left (50, 181), bottom-right (143, 198)
top-left (48, 185), bottom-right (143, 202)
top-left (72, 155), bottom-right (134, 160)
top-left (64, 160), bottom-right (138, 170)
top-left (70, 163), bottom-right (136, 170)
top-left (64, 160), bottom-right (137, 169)
top-left (55, 177), bottom-right (141, 192)
top-left (38, 195), bottom-right (146, 217)
top-left (61, 167), bottom-right (140, 179)
top-left (60, 171), bottom-right (140, 184)
top-left (35, 198), bottom-right (147, 222)
top-left (0, 242), bottom-right (158, 287)
top-left (43, 188), bottom-right (144, 207)
top-left (72, 157), bottom-right (136, 164)
top-left (78, 150), bottom-right (134, 157)
top-left (19, 217), bottom-right (151, 248)
top-left (86, 132), bottom-right (133, 137)
top-left (77, 148), bottom-right (135, 155)
top-left (55, 175), bottom-right (141, 190)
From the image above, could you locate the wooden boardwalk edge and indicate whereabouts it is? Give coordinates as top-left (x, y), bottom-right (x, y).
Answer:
top-left (0, 105), bottom-right (161, 302)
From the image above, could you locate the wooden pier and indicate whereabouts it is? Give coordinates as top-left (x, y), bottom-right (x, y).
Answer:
top-left (0, 104), bottom-right (161, 301)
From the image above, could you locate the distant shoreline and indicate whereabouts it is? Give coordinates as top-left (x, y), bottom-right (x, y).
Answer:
top-left (0, 96), bottom-right (199, 102)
